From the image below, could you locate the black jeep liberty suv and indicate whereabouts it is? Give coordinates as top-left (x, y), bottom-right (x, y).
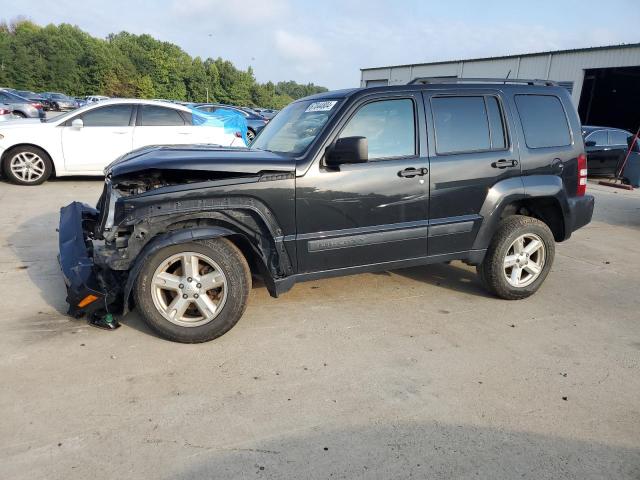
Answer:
top-left (59, 78), bottom-right (594, 343)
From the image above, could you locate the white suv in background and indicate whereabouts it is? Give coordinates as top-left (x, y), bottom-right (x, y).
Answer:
top-left (0, 99), bottom-right (247, 185)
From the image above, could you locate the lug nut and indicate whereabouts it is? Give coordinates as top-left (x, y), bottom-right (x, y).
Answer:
top-left (193, 293), bottom-right (199, 299)
top-left (196, 283), bottom-right (202, 288)
top-left (179, 284), bottom-right (184, 289)
top-left (182, 294), bottom-right (188, 299)
top-left (187, 277), bottom-right (193, 282)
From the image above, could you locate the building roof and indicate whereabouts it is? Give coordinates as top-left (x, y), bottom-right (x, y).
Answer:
top-left (361, 42), bottom-right (640, 71)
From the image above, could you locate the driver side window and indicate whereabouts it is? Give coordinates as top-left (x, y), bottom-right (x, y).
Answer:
top-left (339, 99), bottom-right (416, 160)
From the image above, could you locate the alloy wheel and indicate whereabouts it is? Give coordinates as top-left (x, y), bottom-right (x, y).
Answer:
top-left (10, 152), bottom-right (46, 183)
top-left (503, 233), bottom-right (546, 288)
top-left (150, 252), bottom-right (228, 327)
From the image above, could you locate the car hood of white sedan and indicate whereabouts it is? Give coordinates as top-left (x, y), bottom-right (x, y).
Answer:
top-left (0, 118), bottom-right (50, 129)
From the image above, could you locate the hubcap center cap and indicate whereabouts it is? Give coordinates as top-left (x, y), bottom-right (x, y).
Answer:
top-left (183, 280), bottom-right (199, 296)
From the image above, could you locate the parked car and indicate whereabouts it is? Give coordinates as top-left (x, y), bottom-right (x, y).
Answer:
top-left (42, 92), bottom-right (78, 111)
top-left (0, 106), bottom-right (13, 121)
top-left (0, 99), bottom-right (246, 185)
top-left (195, 103), bottom-right (267, 142)
top-left (255, 108), bottom-right (279, 120)
top-left (58, 79), bottom-right (594, 343)
top-left (15, 90), bottom-right (53, 111)
top-left (86, 95), bottom-right (109, 103)
top-left (582, 125), bottom-right (632, 176)
top-left (0, 89), bottom-right (45, 119)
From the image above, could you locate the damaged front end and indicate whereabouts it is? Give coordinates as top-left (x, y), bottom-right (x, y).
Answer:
top-left (58, 145), bottom-right (297, 320)
top-left (58, 201), bottom-right (125, 318)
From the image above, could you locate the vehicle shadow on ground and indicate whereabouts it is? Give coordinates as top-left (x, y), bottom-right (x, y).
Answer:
top-left (169, 421), bottom-right (640, 480)
top-left (389, 261), bottom-right (488, 298)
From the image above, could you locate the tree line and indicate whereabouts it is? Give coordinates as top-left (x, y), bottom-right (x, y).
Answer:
top-left (0, 19), bottom-right (328, 109)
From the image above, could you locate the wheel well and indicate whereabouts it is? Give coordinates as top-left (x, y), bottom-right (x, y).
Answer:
top-left (500, 197), bottom-right (565, 241)
top-left (163, 218), bottom-right (263, 277)
top-left (1, 143), bottom-right (57, 177)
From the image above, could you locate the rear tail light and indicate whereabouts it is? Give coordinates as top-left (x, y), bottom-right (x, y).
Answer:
top-left (0, 108), bottom-right (10, 115)
top-left (577, 153), bottom-right (587, 196)
top-left (235, 131), bottom-right (243, 138)
top-left (31, 103), bottom-right (42, 109)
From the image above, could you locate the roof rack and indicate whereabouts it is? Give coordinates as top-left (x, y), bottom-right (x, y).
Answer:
top-left (407, 77), bottom-right (558, 86)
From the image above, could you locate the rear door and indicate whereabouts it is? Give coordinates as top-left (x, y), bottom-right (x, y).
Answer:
top-left (295, 93), bottom-right (430, 273)
top-left (608, 129), bottom-right (631, 175)
top-left (423, 90), bottom-right (520, 255)
top-left (133, 104), bottom-right (194, 148)
top-left (61, 104), bottom-right (134, 172)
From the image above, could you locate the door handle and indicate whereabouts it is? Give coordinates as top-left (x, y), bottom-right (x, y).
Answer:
top-left (491, 159), bottom-right (518, 169)
top-left (398, 167), bottom-right (428, 178)
top-left (112, 131), bottom-right (128, 135)
top-left (177, 132), bottom-right (192, 135)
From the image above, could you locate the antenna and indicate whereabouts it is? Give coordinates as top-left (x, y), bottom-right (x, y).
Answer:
top-left (504, 70), bottom-right (512, 84)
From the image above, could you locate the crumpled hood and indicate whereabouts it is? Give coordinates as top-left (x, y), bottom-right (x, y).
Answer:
top-left (106, 144), bottom-right (295, 178)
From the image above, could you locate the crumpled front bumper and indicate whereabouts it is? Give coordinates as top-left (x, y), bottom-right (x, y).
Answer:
top-left (58, 202), bottom-right (116, 317)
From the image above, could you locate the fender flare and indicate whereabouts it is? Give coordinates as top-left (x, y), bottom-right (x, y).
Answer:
top-left (472, 175), bottom-right (571, 251)
top-left (122, 226), bottom-right (260, 314)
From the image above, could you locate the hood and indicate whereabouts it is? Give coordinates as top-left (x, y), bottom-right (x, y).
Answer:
top-left (0, 118), bottom-right (45, 129)
top-left (106, 144), bottom-right (295, 178)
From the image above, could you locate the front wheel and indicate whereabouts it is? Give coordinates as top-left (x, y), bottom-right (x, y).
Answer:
top-left (477, 215), bottom-right (555, 300)
top-left (2, 146), bottom-right (53, 185)
top-left (246, 129), bottom-right (256, 143)
top-left (133, 238), bottom-right (251, 343)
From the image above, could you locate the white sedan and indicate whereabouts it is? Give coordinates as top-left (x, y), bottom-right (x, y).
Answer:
top-left (0, 99), bottom-right (246, 185)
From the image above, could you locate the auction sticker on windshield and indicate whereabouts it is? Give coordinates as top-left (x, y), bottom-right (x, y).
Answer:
top-left (305, 101), bottom-right (337, 113)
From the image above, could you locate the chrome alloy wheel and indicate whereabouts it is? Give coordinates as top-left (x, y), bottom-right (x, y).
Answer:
top-left (503, 233), bottom-right (546, 288)
top-left (151, 252), bottom-right (228, 327)
top-left (10, 152), bottom-right (46, 183)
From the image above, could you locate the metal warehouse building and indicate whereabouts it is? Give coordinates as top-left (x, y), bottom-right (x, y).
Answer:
top-left (361, 43), bottom-right (640, 131)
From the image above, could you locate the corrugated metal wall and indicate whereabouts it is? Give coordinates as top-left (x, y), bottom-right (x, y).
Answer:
top-left (361, 45), bottom-right (640, 106)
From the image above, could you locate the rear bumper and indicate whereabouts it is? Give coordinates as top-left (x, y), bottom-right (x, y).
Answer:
top-left (58, 202), bottom-right (114, 317)
top-left (568, 194), bottom-right (594, 233)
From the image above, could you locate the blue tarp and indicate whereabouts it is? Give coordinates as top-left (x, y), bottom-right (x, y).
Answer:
top-left (190, 107), bottom-right (249, 145)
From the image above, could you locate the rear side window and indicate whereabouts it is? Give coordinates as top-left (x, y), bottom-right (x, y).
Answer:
top-left (609, 130), bottom-right (630, 145)
top-left (139, 105), bottom-right (186, 126)
top-left (431, 96), bottom-right (507, 154)
top-left (78, 105), bottom-right (133, 127)
top-left (339, 98), bottom-right (416, 160)
top-left (515, 95), bottom-right (571, 148)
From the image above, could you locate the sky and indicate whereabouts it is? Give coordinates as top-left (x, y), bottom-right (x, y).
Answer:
top-left (1, 0), bottom-right (639, 89)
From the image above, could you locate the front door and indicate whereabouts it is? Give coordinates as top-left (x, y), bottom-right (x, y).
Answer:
top-left (584, 129), bottom-right (611, 175)
top-left (295, 94), bottom-right (430, 274)
top-left (423, 90), bottom-right (522, 255)
top-left (61, 104), bottom-right (134, 172)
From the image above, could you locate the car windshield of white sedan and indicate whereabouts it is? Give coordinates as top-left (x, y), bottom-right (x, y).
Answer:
top-left (250, 99), bottom-right (341, 155)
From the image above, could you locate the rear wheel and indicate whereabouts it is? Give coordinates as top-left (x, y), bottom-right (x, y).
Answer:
top-left (134, 238), bottom-right (251, 343)
top-left (12, 111), bottom-right (26, 118)
top-left (246, 129), bottom-right (256, 143)
top-left (2, 146), bottom-right (53, 185)
top-left (477, 215), bottom-right (555, 300)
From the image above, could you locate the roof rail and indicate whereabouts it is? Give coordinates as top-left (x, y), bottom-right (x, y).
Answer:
top-left (407, 77), bottom-right (558, 86)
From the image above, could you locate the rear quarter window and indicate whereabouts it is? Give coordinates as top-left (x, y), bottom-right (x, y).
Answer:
top-left (515, 94), bottom-right (571, 149)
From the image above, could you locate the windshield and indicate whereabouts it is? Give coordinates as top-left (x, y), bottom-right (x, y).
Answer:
top-left (251, 99), bottom-right (341, 155)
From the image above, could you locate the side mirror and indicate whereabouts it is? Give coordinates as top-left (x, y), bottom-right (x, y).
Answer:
top-left (71, 118), bottom-right (84, 129)
top-left (585, 140), bottom-right (596, 147)
top-left (325, 136), bottom-right (368, 166)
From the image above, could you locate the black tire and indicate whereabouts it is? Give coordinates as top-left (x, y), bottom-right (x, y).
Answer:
top-left (52, 102), bottom-right (60, 111)
top-left (2, 145), bottom-right (53, 186)
top-left (12, 111), bottom-right (26, 118)
top-left (477, 215), bottom-right (555, 300)
top-left (134, 238), bottom-right (251, 343)
top-left (246, 128), bottom-right (256, 143)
